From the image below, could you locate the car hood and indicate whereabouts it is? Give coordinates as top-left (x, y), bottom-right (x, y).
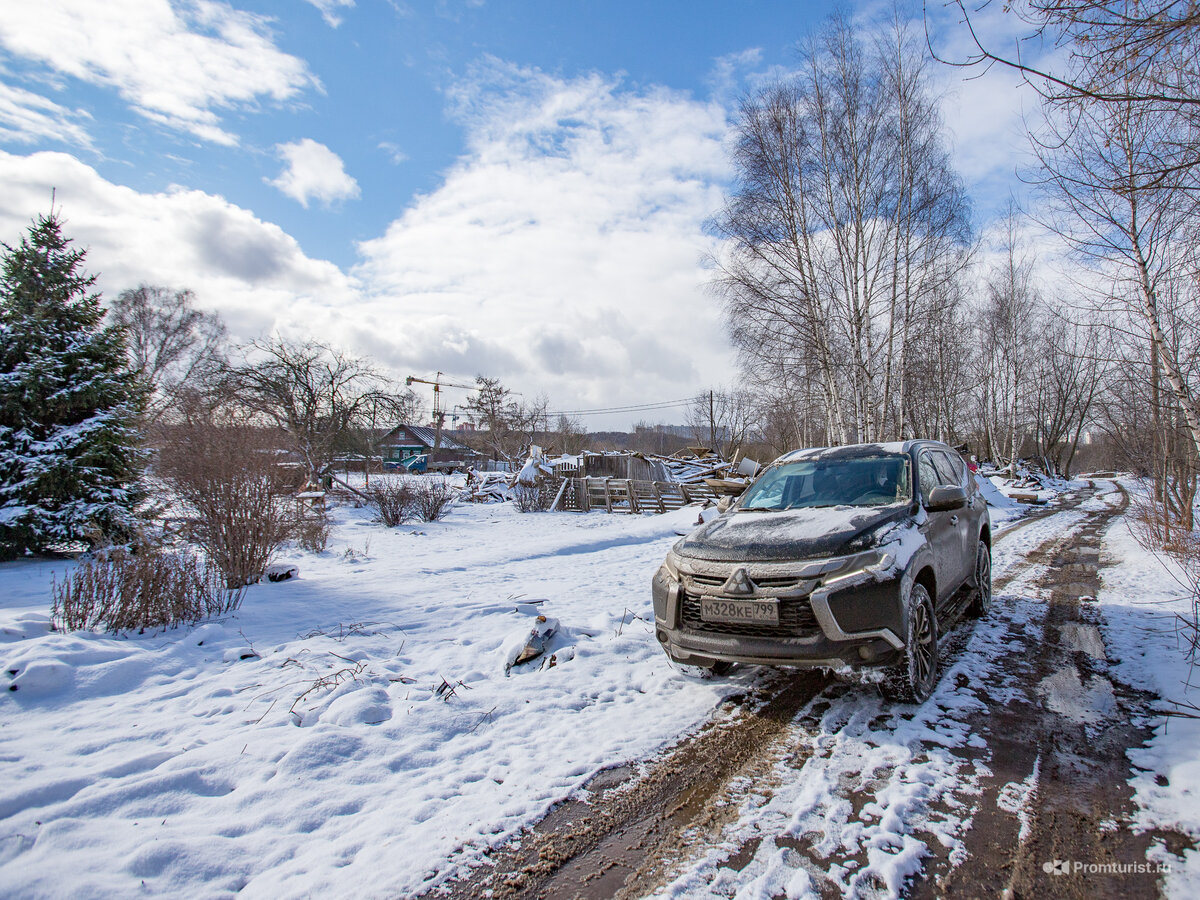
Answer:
top-left (675, 504), bottom-right (911, 563)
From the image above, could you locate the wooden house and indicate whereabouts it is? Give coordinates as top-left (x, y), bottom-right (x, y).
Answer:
top-left (378, 424), bottom-right (479, 472)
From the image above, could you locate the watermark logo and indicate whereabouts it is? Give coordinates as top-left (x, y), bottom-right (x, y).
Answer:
top-left (1042, 859), bottom-right (1172, 877)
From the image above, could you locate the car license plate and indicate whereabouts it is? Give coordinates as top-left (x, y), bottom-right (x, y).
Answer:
top-left (700, 597), bottom-right (779, 626)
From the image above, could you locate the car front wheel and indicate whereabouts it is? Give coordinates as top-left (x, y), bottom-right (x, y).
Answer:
top-left (882, 582), bottom-right (939, 704)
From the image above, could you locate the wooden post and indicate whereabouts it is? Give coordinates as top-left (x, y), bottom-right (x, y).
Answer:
top-left (551, 478), bottom-right (569, 512)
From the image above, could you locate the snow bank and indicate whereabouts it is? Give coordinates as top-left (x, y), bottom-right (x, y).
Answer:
top-left (975, 473), bottom-right (1018, 509)
top-left (1096, 484), bottom-right (1200, 896)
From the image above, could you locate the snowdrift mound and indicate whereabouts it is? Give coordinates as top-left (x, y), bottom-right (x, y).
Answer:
top-left (975, 474), bottom-right (1019, 509)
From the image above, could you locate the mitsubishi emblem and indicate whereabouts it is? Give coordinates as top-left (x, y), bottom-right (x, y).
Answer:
top-left (723, 568), bottom-right (755, 595)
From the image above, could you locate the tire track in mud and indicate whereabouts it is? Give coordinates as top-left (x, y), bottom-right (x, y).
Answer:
top-left (440, 670), bottom-right (830, 900)
top-left (634, 489), bottom-right (1103, 900)
top-left (433, 488), bottom-right (1113, 900)
top-left (912, 484), bottom-right (1195, 900)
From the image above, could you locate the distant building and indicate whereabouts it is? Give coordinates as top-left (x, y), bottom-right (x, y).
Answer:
top-left (378, 424), bottom-right (479, 471)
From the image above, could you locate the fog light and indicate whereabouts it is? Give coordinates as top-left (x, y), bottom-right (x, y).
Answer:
top-left (657, 629), bottom-right (669, 644)
top-left (858, 644), bottom-right (875, 661)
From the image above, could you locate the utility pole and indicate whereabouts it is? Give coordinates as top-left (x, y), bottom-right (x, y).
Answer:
top-left (709, 389), bottom-right (716, 453)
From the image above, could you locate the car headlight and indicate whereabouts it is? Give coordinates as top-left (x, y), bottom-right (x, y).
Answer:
top-left (662, 550), bottom-right (683, 581)
top-left (820, 547), bottom-right (895, 588)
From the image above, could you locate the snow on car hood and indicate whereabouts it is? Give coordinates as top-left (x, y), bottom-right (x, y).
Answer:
top-left (675, 503), bottom-right (912, 563)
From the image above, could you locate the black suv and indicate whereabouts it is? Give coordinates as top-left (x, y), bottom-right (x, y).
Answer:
top-left (651, 441), bottom-right (992, 702)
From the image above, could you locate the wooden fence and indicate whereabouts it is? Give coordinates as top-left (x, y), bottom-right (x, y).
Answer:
top-left (551, 477), bottom-right (718, 514)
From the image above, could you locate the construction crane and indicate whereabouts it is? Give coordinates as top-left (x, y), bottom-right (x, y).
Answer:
top-left (404, 372), bottom-right (479, 453)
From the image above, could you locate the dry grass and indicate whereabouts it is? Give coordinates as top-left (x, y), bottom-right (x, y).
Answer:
top-left (1128, 490), bottom-right (1200, 663)
top-left (513, 482), bottom-right (555, 513)
top-left (295, 513), bottom-right (331, 552)
top-left (52, 546), bottom-right (243, 633)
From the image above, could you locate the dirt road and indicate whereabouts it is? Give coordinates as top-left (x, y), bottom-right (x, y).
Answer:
top-left (440, 483), bottom-right (1193, 899)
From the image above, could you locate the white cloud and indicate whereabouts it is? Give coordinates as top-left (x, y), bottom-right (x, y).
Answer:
top-left (303, 0), bottom-right (355, 28)
top-left (354, 59), bottom-right (738, 414)
top-left (923, 1), bottom-right (1068, 216)
top-left (0, 81), bottom-right (93, 148)
top-left (268, 138), bottom-right (360, 208)
top-left (0, 0), bottom-right (317, 145)
top-left (378, 141), bottom-right (408, 165)
top-left (0, 150), bottom-right (360, 344)
top-left (0, 61), bottom-right (743, 424)
top-left (707, 47), bottom-right (763, 103)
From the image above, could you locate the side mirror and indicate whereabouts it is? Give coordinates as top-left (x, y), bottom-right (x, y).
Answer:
top-left (716, 495), bottom-right (734, 513)
top-left (926, 485), bottom-right (967, 512)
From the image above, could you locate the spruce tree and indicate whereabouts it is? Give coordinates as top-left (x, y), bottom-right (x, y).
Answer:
top-left (0, 213), bottom-right (146, 557)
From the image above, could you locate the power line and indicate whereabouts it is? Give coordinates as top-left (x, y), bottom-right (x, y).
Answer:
top-left (408, 397), bottom-right (696, 422)
top-left (545, 398), bottom-right (696, 417)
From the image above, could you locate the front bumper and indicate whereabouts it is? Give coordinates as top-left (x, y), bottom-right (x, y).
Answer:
top-left (651, 556), bottom-right (907, 669)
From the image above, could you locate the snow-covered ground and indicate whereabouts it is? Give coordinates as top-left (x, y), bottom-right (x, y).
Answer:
top-left (1098, 485), bottom-right (1200, 895)
top-left (0, 499), bottom-right (749, 898)
top-left (3, 477), bottom-right (1195, 899)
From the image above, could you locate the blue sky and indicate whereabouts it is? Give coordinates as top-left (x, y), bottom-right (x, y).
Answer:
top-left (0, 0), bottom-right (1039, 428)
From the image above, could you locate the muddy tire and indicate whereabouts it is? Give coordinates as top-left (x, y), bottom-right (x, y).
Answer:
top-left (882, 582), bottom-right (939, 704)
top-left (966, 540), bottom-right (992, 618)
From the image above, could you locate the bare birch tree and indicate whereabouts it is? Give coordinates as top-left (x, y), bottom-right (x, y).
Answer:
top-left (934, 0), bottom-right (1200, 178)
top-left (1029, 313), bottom-right (1104, 476)
top-left (109, 285), bottom-right (228, 426)
top-left (712, 13), bottom-right (972, 445)
top-left (979, 207), bottom-right (1042, 471)
top-left (904, 278), bottom-right (977, 444)
top-left (1031, 71), bottom-right (1200, 464)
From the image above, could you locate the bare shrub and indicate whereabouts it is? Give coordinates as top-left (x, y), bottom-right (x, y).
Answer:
top-left (411, 479), bottom-right (455, 522)
top-left (51, 546), bottom-right (243, 633)
top-left (157, 424), bottom-right (301, 587)
top-left (368, 479), bottom-right (415, 527)
top-left (1128, 491), bottom-right (1200, 663)
top-left (513, 482), bottom-right (554, 513)
top-left (295, 512), bottom-right (331, 553)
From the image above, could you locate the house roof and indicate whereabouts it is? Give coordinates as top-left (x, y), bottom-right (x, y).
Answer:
top-left (379, 424), bottom-right (474, 453)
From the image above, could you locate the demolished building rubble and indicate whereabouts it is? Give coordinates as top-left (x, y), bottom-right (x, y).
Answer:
top-left (458, 446), bottom-right (760, 514)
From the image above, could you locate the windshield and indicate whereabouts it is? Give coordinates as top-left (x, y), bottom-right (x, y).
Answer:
top-left (738, 455), bottom-right (912, 511)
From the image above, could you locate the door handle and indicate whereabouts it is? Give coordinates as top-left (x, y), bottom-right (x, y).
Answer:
top-left (950, 515), bottom-right (959, 524)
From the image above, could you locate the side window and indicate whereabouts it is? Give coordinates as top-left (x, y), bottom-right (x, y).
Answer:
top-left (931, 451), bottom-right (965, 488)
top-left (945, 451), bottom-right (967, 484)
top-left (918, 452), bottom-right (941, 505)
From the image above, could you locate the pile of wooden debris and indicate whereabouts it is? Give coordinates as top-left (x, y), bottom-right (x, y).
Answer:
top-left (457, 446), bottom-right (763, 513)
